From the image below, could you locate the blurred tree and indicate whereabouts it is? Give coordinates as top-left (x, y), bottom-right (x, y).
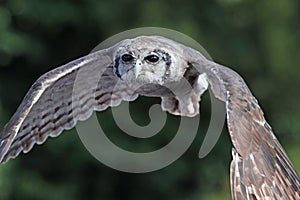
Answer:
top-left (0, 0), bottom-right (299, 199)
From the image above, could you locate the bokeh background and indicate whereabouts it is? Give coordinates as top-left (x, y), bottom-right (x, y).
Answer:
top-left (0, 0), bottom-right (299, 199)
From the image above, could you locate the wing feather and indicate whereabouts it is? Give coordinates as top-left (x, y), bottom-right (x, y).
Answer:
top-left (182, 46), bottom-right (300, 199)
top-left (0, 44), bottom-right (138, 163)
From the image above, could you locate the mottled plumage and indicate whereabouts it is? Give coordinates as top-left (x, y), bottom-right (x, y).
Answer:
top-left (0, 36), bottom-right (299, 199)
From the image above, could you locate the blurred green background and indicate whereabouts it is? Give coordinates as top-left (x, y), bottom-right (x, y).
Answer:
top-left (0, 0), bottom-right (299, 199)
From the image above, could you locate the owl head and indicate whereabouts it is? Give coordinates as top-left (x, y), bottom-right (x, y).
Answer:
top-left (113, 36), bottom-right (188, 85)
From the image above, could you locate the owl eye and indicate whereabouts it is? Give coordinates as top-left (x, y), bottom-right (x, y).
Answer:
top-left (121, 54), bottom-right (134, 62)
top-left (145, 55), bottom-right (159, 63)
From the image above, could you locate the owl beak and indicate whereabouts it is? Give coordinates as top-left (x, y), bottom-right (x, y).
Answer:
top-left (135, 60), bottom-right (142, 78)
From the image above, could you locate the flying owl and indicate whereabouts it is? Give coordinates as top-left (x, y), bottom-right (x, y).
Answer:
top-left (0, 36), bottom-right (299, 199)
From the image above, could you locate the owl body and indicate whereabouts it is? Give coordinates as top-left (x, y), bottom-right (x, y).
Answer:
top-left (111, 36), bottom-right (204, 116)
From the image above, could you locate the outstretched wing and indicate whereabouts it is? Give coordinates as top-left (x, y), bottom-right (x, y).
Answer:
top-left (181, 46), bottom-right (300, 199)
top-left (0, 43), bottom-right (138, 163)
top-left (220, 65), bottom-right (300, 199)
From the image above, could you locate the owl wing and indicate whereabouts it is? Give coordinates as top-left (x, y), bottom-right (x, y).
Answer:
top-left (181, 46), bottom-right (300, 199)
top-left (0, 43), bottom-right (139, 163)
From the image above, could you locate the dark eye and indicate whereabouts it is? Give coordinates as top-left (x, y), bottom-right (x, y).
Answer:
top-left (145, 55), bottom-right (159, 63)
top-left (121, 54), bottom-right (134, 62)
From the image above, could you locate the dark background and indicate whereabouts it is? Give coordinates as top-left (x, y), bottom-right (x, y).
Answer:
top-left (0, 0), bottom-right (299, 199)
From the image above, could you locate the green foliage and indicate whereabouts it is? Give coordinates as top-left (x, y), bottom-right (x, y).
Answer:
top-left (0, 0), bottom-right (299, 199)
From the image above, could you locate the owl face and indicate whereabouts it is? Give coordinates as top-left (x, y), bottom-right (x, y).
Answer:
top-left (113, 44), bottom-right (187, 85)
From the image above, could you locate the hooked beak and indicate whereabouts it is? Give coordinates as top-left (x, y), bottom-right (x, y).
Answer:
top-left (135, 60), bottom-right (142, 78)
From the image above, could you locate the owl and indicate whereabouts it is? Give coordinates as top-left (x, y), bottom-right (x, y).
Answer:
top-left (0, 36), bottom-right (299, 199)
